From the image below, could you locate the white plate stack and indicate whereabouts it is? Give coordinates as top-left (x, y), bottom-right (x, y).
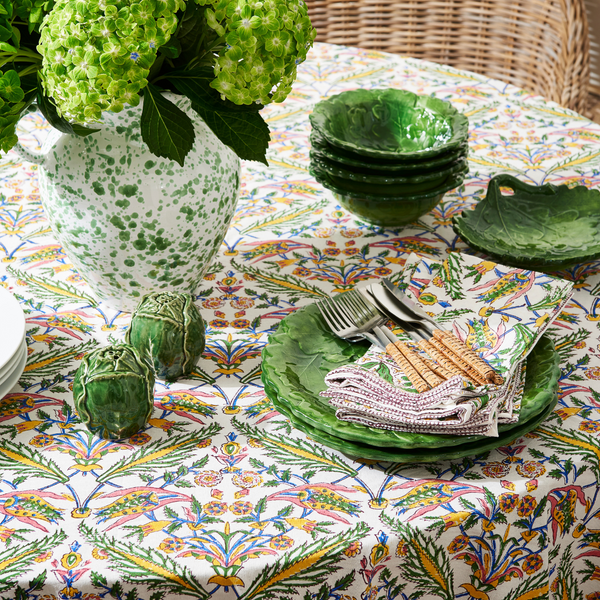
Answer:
top-left (0, 287), bottom-right (27, 399)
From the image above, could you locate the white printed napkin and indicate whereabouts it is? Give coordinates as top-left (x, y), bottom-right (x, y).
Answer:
top-left (321, 252), bottom-right (573, 436)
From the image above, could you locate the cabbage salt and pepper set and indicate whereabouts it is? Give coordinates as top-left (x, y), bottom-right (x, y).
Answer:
top-left (73, 292), bottom-right (206, 440)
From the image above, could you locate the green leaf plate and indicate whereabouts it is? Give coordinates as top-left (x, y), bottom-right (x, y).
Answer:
top-left (452, 174), bottom-right (600, 270)
top-left (309, 88), bottom-right (469, 160)
top-left (270, 387), bottom-right (557, 463)
top-left (261, 303), bottom-right (560, 456)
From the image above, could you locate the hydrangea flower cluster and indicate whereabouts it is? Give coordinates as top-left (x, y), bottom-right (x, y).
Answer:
top-left (0, 0), bottom-right (316, 162)
top-left (38, 0), bottom-right (184, 121)
top-left (194, 0), bottom-right (316, 105)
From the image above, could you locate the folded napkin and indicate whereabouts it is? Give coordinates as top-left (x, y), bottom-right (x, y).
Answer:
top-left (321, 252), bottom-right (573, 436)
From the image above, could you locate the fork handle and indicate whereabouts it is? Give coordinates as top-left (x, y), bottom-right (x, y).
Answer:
top-left (393, 340), bottom-right (446, 389)
top-left (432, 330), bottom-right (503, 385)
top-left (428, 337), bottom-right (487, 386)
top-left (384, 343), bottom-right (430, 393)
top-left (418, 339), bottom-right (466, 380)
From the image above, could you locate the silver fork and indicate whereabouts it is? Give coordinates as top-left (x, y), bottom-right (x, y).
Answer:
top-left (340, 288), bottom-right (435, 346)
top-left (318, 290), bottom-right (445, 392)
top-left (320, 288), bottom-right (424, 347)
top-left (318, 293), bottom-right (387, 349)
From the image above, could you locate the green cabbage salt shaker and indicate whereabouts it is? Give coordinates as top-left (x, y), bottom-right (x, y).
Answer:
top-left (126, 292), bottom-right (206, 382)
top-left (73, 344), bottom-right (154, 440)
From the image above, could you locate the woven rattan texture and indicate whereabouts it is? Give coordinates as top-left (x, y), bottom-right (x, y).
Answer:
top-left (306, 0), bottom-right (590, 113)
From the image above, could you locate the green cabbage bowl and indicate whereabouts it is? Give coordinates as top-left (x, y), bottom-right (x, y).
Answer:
top-left (309, 88), bottom-right (469, 160)
top-left (310, 163), bottom-right (466, 227)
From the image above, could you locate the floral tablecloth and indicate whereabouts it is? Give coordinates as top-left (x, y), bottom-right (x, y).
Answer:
top-left (1, 42), bottom-right (600, 600)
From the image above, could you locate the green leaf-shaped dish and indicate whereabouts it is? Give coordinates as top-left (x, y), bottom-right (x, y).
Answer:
top-left (261, 303), bottom-right (559, 460)
top-left (309, 88), bottom-right (469, 160)
top-left (271, 392), bottom-right (557, 463)
top-left (453, 174), bottom-right (600, 270)
top-left (309, 129), bottom-right (469, 172)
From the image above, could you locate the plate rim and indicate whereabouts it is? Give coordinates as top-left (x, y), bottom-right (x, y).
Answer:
top-left (272, 387), bottom-right (558, 463)
top-left (0, 339), bottom-right (27, 401)
top-left (0, 288), bottom-right (25, 370)
top-left (0, 333), bottom-right (26, 381)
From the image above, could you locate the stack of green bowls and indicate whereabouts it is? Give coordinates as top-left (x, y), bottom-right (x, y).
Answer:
top-left (309, 88), bottom-right (470, 227)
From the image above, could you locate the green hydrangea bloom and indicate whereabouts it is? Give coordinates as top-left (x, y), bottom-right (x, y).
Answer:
top-left (38, 0), bottom-right (184, 121)
top-left (194, 0), bottom-right (316, 105)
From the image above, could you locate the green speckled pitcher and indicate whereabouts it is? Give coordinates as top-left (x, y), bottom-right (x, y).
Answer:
top-left (15, 93), bottom-right (241, 312)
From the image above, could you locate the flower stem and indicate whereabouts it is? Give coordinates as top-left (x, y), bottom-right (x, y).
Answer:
top-left (0, 48), bottom-right (41, 61)
top-left (18, 64), bottom-right (41, 77)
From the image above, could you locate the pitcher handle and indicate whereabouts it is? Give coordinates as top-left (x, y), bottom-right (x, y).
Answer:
top-left (12, 141), bottom-right (46, 166)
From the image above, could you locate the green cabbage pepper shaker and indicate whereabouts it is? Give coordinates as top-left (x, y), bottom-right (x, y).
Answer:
top-left (126, 292), bottom-right (206, 382)
top-left (73, 344), bottom-right (154, 440)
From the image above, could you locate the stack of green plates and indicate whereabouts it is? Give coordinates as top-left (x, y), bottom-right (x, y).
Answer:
top-left (261, 303), bottom-right (560, 463)
top-left (309, 88), bottom-right (470, 227)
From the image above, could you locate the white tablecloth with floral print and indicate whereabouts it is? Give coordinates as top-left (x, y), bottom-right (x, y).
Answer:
top-left (1, 42), bottom-right (600, 600)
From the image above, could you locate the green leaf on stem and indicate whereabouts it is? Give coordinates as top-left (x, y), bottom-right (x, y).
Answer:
top-left (11, 25), bottom-right (20, 47)
top-left (19, 73), bottom-right (39, 110)
top-left (176, 3), bottom-right (207, 60)
top-left (0, 24), bottom-right (12, 42)
top-left (167, 67), bottom-right (261, 112)
top-left (159, 37), bottom-right (181, 59)
top-left (192, 103), bottom-right (270, 164)
top-left (140, 83), bottom-right (195, 166)
top-left (0, 41), bottom-right (17, 52)
top-left (166, 67), bottom-right (221, 108)
top-left (166, 68), bottom-right (270, 164)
